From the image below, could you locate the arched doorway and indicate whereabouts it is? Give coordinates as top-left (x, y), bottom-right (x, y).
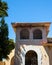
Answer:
top-left (25, 50), bottom-right (38, 65)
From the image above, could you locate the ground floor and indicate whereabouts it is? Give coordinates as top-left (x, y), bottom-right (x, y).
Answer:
top-left (14, 45), bottom-right (50, 65)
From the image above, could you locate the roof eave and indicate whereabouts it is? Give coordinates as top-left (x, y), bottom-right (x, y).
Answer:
top-left (11, 22), bottom-right (51, 33)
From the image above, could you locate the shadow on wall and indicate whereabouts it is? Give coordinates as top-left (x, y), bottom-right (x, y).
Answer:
top-left (44, 46), bottom-right (52, 65)
top-left (0, 61), bottom-right (5, 65)
top-left (10, 56), bottom-right (14, 65)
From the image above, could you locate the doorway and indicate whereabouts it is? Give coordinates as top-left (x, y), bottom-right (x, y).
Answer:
top-left (25, 50), bottom-right (38, 65)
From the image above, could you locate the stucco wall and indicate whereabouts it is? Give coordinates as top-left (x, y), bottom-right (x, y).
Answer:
top-left (3, 46), bottom-right (52, 65)
top-left (14, 26), bottom-right (51, 65)
top-left (16, 27), bottom-right (47, 45)
top-left (10, 56), bottom-right (14, 65)
top-left (14, 45), bottom-right (50, 65)
top-left (45, 46), bottom-right (52, 65)
top-left (5, 49), bottom-right (15, 65)
top-left (0, 62), bottom-right (5, 65)
top-left (5, 46), bottom-right (52, 65)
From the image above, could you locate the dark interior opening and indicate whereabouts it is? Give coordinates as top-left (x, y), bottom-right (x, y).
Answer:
top-left (25, 50), bottom-right (38, 65)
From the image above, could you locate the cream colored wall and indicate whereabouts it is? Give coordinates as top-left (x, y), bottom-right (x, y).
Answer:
top-left (14, 45), bottom-right (50, 65)
top-left (45, 47), bottom-right (52, 65)
top-left (16, 27), bottom-right (47, 45)
top-left (5, 49), bottom-right (15, 65)
top-left (4, 46), bottom-right (52, 65)
top-left (0, 61), bottom-right (5, 65)
top-left (14, 27), bottom-right (48, 65)
top-left (14, 27), bottom-right (51, 65)
top-left (20, 45), bottom-right (49, 65)
top-left (10, 56), bottom-right (14, 65)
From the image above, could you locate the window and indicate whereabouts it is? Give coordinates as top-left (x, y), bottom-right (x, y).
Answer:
top-left (20, 29), bottom-right (29, 39)
top-left (33, 29), bottom-right (42, 39)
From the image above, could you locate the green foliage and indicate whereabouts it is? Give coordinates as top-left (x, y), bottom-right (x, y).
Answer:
top-left (0, 0), bottom-right (8, 17)
top-left (0, 18), bottom-right (15, 61)
top-left (0, 0), bottom-right (15, 61)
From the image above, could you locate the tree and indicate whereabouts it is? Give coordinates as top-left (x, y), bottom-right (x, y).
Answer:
top-left (0, 18), bottom-right (15, 61)
top-left (0, 0), bottom-right (8, 17)
top-left (0, 0), bottom-right (15, 61)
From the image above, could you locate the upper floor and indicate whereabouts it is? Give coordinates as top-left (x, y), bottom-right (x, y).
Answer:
top-left (12, 22), bottom-right (51, 45)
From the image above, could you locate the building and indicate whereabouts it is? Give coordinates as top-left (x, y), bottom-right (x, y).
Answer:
top-left (12, 22), bottom-right (52, 65)
top-left (4, 49), bottom-right (14, 65)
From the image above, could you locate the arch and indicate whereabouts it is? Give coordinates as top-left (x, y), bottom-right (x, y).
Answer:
top-left (25, 50), bottom-right (38, 65)
top-left (33, 29), bottom-right (42, 39)
top-left (20, 29), bottom-right (29, 39)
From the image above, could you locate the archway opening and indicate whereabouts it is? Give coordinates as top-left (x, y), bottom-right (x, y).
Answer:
top-left (20, 29), bottom-right (29, 39)
top-left (25, 50), bottom-right (38, 65)
top-left (33, 29), bottom-right (42, 39)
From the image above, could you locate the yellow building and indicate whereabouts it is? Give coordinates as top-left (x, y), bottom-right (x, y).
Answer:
top-left (11, 22), bottom-right (52, 65)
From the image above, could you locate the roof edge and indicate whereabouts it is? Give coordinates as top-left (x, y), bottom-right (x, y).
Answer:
top-left (11, 22), bottom-right (51, 33)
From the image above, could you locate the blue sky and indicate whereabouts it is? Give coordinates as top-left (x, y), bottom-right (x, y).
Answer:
top-left (3, 0), bottom-right (52, 41)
